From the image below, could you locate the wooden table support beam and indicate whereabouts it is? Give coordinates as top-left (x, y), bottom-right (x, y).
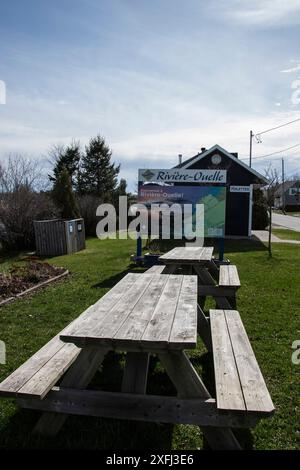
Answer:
top-left (197, 304), bottom-right (212, 351)
top-left (121, 352), bottom-right (149, 394)
top-left (18, 387), bottom-right (261, 429)
top-left (33, 347), bottom-right (109, 436)
top-left (158, 350), bottom-right (242, 450)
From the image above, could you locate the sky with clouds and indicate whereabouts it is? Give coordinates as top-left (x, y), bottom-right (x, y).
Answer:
top-left (1, 0), bottom-right (300, 190)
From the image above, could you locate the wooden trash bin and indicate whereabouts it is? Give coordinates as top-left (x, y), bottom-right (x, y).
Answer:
top-left (34, 218), bottom-right (85, 256)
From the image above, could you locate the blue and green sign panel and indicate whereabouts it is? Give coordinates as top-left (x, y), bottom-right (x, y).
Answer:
top-left (138, 183), bottom-right (226, 238)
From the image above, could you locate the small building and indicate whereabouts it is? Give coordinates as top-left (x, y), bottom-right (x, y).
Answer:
top-left (274, 180), bottom-right (300, 211)
top-left (34, 218), bottom-right (85, 256)
top-left (174, 144), bottom-right (267, 237)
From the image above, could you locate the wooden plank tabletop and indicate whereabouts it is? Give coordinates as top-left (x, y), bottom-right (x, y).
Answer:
top-left (159, 247), bottom-right (214, 264)
top-left (60, 273), bottom-right (198, 350)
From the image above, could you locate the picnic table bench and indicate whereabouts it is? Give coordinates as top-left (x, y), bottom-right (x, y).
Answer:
top-left (0, 271), bottom-right (274, 449)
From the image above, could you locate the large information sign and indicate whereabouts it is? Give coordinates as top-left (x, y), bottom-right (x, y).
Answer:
top-left (138, 170), bottom-right (227, 238)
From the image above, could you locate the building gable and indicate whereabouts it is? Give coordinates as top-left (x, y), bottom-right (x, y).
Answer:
top-left (174, 144), bottom-right (268, 185)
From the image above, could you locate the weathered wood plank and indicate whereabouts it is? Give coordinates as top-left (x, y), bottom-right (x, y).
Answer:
top-left (144, 265), bottom-right (165, 274)
top-left (210, 310), bottom-right (246, 411)
top-left (116, 275), bottom-right (169, 342)
top-left (193, 265), bottom-right (216, 285)
top-left (168, 276), bottom-right (197, 348)
top-left (224, 310), bottom-right (275, 413)
top-left (159, 247), bottom-right (213, 264)
top-left (17, 343), bottom-right (81, 399)
top-left (197, 304), bottom-right (212, 351)
top-left (158, 350), bottom-right (242, 450)
top-left (161, 264), bottom-right (177, 274)
top-left (60, 273), bottom-right (143, 343)
top-left (18, 387), bottom-right (261, 428)
top-left (0, 335), bottom-right (65, 397)
top-left (141, 275), bottom-right (183, 346)
top-left (202, 247), bottom-right (214, 260)
top-left (33, 346), bottom-right (109, 435)
top-left (219, 265), bottom-right (240, 288)
top-left (215, 296), bottom-right (234, 309)
top-left (206, 259), bottom-right (220, 280)
top-left (121, 352), bottom-right (149, 394)
top-left (84, 274), bottom-right (155, 343)
top-left (159, 350), bottom-right (210, 398)
top-left (197, 286), bottom-right (237, 297)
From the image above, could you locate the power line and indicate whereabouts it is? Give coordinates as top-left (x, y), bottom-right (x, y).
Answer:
top-left (241, 142), bottom-right (300, 161)
top-left (249, 116), bottom-right (300, 165)
top-left (255, 117), bottom-right (300, 138)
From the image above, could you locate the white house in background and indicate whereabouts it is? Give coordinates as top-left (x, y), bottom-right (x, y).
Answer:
top-left (274, 180), bottom-right (300, 210)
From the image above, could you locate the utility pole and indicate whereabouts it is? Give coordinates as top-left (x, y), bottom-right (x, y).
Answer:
top-left (282, 157), bottom-right (285, 213)
top-left (249, 130), bottom-right (253, 167)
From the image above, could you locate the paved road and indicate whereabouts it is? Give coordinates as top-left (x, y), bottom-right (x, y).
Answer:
top-left (272, 212), bottom-right (300, 231)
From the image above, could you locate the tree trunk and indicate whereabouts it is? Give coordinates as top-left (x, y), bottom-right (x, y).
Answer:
top-left (268, 205), bottom-right (272, 257)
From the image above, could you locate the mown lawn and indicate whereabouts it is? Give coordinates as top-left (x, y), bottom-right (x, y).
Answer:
top-left (0, 237), bottom-right (299, 450)
top-left (273, 228), bottom-right (300, 241)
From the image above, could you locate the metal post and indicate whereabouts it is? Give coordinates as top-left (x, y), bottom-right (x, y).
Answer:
top-left (136, 235), bottom-right (142, 260)
top-left (249, 130), bottom-right (253, 168)
top-left (218, 238), bottom-right (225, 262)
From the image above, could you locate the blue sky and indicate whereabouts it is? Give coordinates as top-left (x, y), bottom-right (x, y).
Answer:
top-left (1, 0), bottom-right (300, 190)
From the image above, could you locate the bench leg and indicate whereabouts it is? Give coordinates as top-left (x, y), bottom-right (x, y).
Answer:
top-left (161, 264), bottom-right (177, 274)
top-left (158, 350), bottom-right (242, 450)
top-left (206, 260), bottom-right (220, 281)
top-left (121, 352), bottom-right (149, 394)
top-left (216, 296), bottom-right (236, 309)
top-left (193, 265), bottom-right (216, 312)
top-left (227, 296), bottom-right (237, 309)
top-left (197, 304), bottom-right (212, 352)
top-left (33, 347), bottom-right (109, 436)
top-left (193, 265), bottom-right (216, 285)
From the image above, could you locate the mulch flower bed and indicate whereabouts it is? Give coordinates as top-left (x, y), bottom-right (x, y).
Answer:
top-left (0, 261), bottom-right (66, 301)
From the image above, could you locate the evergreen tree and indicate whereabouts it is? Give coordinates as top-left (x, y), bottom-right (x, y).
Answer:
top-left (117, 178), bottom-right (127, 196)
top-left (49, 141), bottom-right (81, 190)
top-left (252, 188), bottom-right (268, 230)
top-left (52, 167), bottom-right (81, 219)
top-left (111, 178), bottom-right (128, 212)
top-left (80, 135), bottom-right (120, 198)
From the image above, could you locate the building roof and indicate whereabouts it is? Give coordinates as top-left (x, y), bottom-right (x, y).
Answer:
top-left (274, 180), bottom-right (298, 197)
top-left (174, 144), bottom-right (268, 184)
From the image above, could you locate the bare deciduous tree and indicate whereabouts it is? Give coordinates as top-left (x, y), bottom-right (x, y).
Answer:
top-left (264, 165), bottom-right (280, 257)
top-left (0, 154), bottom-right (47, 192)
top-left (0, 154), bottom-right (56, 249)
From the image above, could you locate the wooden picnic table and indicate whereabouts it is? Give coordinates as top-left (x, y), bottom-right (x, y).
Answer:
top-left (0, 271), bottom-right (274, 449)
top-left (159, 246), bottom-right (240, 309)
top-left (159, 246), bottom-right (218, 281)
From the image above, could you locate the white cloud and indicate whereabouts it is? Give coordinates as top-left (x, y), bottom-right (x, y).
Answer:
top-left (1, 1), bottom-right (300, 192)
top-left (213, 0), bottom-right (300, 26)
top-left (112, 110), bottom-right (300, 181)
top-left (280, 64), bottom-right (300, 73)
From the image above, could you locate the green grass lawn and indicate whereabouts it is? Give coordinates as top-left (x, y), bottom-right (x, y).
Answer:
top-left (0, 237), bottom-right (299, 450)
top-left (273, 228), bottom-right (300, 241)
